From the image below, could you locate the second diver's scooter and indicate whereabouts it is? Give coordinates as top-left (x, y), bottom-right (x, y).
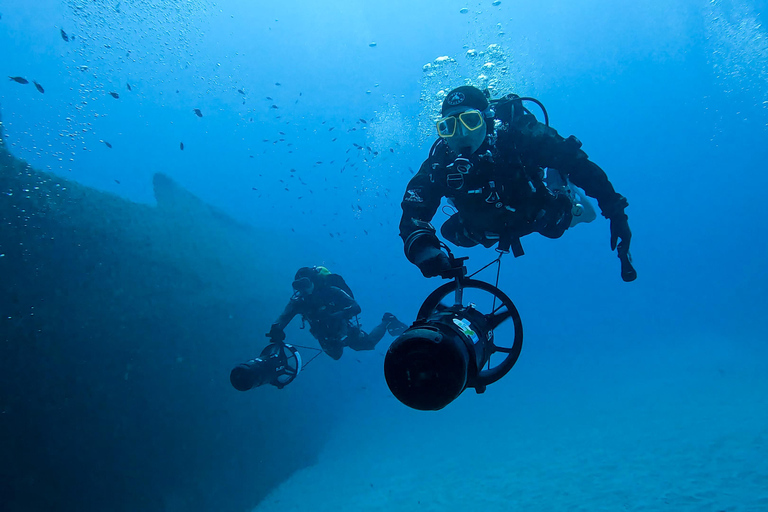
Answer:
top-left (230, 342), bottom-right (303, 391)
top-left (384, 251), bottom-right (524, 411)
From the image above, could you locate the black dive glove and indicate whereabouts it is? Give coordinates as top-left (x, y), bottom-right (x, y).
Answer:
top-left (603, 195), bottom-right (636, 282)
top-left (608, 214), bottom-right (636, 282)
top-left (266, 324), bottom-right (286, 343)
top-left (609, 213), bottom-right (631, 252)
top-left (414, 246), bottom-right (452, 278)
top-left (404, 222), bottom-right (452, 278)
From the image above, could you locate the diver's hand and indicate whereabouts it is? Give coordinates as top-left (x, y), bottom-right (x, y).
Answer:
top-left (609, 213), bottom-right (631, 252)
top-left (266, 324), bottom-right (286, 343)
top-left (415, 247), bottom-right (452, 278)
top-left (609, 214), bottom-right (636, 282)
top-left (617, 241), bottom-right (637, 282)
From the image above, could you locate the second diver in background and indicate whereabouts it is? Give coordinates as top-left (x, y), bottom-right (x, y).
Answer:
top-left (266, 266), bottom-right (407, 360)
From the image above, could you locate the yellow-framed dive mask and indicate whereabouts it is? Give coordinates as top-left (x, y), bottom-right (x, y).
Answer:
top-left (436, 110), bottom-right (484, 138)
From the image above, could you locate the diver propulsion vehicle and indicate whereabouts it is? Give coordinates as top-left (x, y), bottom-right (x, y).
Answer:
top-left (230, 342), bottom-right (302, 391)
top-left (384, 254), bottom-right (523, 411)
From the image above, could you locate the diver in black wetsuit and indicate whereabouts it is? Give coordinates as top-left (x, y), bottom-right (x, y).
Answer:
top-left (399, 85), bottom-right (636, 282)
top-left (266, 266), bottom-right (407, 360)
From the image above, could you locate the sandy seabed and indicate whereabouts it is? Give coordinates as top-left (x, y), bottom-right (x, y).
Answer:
top-left (253, 342), bottom-right (768, 512)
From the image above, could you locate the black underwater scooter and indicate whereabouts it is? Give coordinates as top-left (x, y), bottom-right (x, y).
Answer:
top-left (229, 250), bottom-right (524, 409)
top-left (230, 342), bottom-right (303, 391)
top-left (384, 249), bottom-right (524, 411)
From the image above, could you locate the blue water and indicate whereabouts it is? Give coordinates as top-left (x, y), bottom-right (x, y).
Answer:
top-left (2, 0), bottom-right (767, 510)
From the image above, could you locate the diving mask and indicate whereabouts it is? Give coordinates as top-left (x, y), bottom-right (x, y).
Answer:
top-left (292, 277), bottom-right (313, 293)
top-left (436, 110), bottom-right (484, 138)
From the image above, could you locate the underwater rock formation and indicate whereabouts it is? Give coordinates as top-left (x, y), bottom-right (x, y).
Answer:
top-left (0, 107), bottom-right (327, 512)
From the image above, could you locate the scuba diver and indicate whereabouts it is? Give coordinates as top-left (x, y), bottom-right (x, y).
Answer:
top-left (266, 266), bottom-right (408, 360)
top-left (399, 85), bottom-right (636, 282)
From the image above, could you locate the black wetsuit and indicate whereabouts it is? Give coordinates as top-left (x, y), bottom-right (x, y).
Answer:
top-left (272, 284), bottom-right (387, 360)
top-left (399, 113), bottom-right (626, 252)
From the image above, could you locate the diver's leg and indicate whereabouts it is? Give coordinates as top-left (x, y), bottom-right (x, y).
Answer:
top-left (382, 313), bottom-right (407, 336)
top-left (537, 195), bottom-right (573, 239)
top-left (346, 325), bottom-right (382, 351)
top-left (317, 336), bottom-right (344, 360)
top-left (568, 183), bottom-right (597, 227)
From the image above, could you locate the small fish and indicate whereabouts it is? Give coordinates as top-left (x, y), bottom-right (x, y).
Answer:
top-left (275, 82), bottom-right (281, 86)
top-left (389, 148), bottom-right (394, 153)
top-left (270, 104), bottom-right (279, 109)
top-left (369, 42), bottom-right (377, 47)
top-left (109, 91), bottom-right (119, 99)
top-left (266, 96), bottom-right (273, 100)
top-left (60, 29), bottom-right (69, 42)
top-left (8, 76), bottom-right (28, 84)
top-left (33, 81), bottom-right (44, 93)
top-left (359, 118), bottom-right (367, 124)
top-left (279, 131), bottom-right (285, 135)
top-left (126, 83), bottom-right (132, 91)
top-left (193, 108), bottom-right (203, 117)
top-left (237, 89), bottom-right (245, 95)
top-left (180, 142), bottom-right (184, 150)
top-left (252, 187), bottom-right (258, 191)
top-left (103, 141), bottom-right (113, 148)
top-left (114, 179), bottom-right (121, 184)
top-left (329, 127), bottom-right (334, 131)
top-left (331, 138), bottom-right (337, 142)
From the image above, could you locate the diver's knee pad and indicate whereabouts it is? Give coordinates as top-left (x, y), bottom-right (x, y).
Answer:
top-left (537, 195), bottom-right (573, 239)
top-left (568, 183), bottom-right (597, 227)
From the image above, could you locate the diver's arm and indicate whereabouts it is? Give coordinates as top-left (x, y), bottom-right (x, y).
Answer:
top-left (271, 300), bottom-right (298, 331)
top-left (398, 154), bottom-right (453, 277)
top-left (328, 287), bottom-right (362, 319)
top-left (513, 116), bottom-right (626, 215)
top-left (398, 156), bottom-right (445, 242)
top-left (514, 116), bottom-right (636, 281)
